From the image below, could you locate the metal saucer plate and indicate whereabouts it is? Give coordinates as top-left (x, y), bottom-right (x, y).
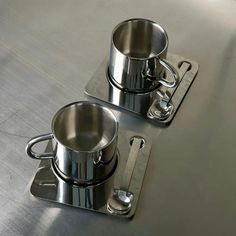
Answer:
top-left (30, 131), bottom-right (152, 218)
top-left (84, 54), bottom-right (199, 125)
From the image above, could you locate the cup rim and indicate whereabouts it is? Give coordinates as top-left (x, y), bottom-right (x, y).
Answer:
top-left (111, 18), bottom-right (169, 60)
top-left (51, 101), bottom-right (118, 153)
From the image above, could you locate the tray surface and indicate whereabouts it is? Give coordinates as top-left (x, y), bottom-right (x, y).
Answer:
top-left (31, 131), bottom-right (152, 218)
top-left (85, 54), bottom-right (198, 125)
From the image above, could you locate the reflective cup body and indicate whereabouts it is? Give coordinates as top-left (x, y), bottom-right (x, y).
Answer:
top-left (26, 101), bottom-right (118, 185)
top-left (108, 18), bottom-right (178, 92)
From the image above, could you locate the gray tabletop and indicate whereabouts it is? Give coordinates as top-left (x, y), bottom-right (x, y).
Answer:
top-left (0, 1), bottom-right (235, 235)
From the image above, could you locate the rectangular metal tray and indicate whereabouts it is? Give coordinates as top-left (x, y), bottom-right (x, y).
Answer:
top-left (84, 54), bottom-right (198, 125)
top-left (30, 131), bottom-right (152, 218)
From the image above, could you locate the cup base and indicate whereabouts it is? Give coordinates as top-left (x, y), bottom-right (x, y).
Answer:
top-left (52, 153), bottom-right (118, 186)
top-left (107, 68), bottom-right (161, 94)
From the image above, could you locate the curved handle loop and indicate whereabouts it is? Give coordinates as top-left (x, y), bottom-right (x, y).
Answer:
top-left (25, 133), bottom-right (54, 160)
top-left (158, 58), bottom-right (179, 88)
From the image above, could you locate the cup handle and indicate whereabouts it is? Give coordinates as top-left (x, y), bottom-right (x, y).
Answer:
top-left (157, 58), bottom-right (179, 88)
top-left (25, 133), bottom-right (55, 160)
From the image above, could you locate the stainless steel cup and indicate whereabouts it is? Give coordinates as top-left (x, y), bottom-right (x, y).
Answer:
top-left (108, 18), bottom-right (179, 92)
top-left (26, 101), bottom-right (118, 185)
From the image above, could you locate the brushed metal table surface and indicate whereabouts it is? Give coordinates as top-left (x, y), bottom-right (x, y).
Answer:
top-left (0, 1), bottom-right (235, 235)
